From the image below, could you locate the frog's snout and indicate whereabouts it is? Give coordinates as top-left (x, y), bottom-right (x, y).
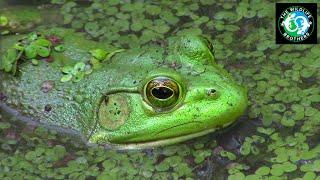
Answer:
top-left (224, 85), bottom-right (248, 116)
top-left (214, 84), bottom-right (248, 125)
top-left (185, 83), bottom-right (247, 128)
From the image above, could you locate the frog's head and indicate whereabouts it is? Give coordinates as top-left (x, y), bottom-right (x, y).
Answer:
top-left (89, 36), bottom-right (247, 149)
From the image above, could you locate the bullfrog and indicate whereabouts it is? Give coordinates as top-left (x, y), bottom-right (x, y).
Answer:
top-left (0, 27), bottom-right (247, 149)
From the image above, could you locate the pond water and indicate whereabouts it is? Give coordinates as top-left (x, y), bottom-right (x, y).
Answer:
top-left (0, 0), bottom-right (320, 179)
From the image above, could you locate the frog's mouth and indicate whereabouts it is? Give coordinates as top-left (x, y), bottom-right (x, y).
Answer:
top-left (113, 127), bottom-right (219, 150)
top-left (96, 120), bottom-right (235, 150)
top-left (115, 121), bottom-right (236, 150)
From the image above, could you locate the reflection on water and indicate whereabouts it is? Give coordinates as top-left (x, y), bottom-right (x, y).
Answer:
top-left (0, 0), bottom-right (319, 179)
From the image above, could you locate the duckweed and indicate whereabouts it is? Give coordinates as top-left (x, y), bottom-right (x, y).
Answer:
top-left (0, 32), bottom-right (55, 74)
top-left (60, 62), bottom-right (89, 83)
top-left (0, 15), bottom-right (8, 26)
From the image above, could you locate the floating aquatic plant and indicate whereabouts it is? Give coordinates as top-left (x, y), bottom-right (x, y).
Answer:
top-left (0, 32), bottom-right (59, 74)
top-left (0, 15), bottom-right (8, 26)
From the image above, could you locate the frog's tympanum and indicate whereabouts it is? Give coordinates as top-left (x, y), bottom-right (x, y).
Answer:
top-left (0, 28), bottom-right (247, 149)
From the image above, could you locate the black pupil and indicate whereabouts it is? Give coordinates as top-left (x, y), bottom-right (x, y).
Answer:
top-left (151, 87), bottom-right (173, 99)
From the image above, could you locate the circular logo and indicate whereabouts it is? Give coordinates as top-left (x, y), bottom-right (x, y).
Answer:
top-left (278, 6), bottom-right (314, 42)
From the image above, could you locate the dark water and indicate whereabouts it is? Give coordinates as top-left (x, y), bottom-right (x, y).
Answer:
top-left (0, 0), bottom-right (319, 179)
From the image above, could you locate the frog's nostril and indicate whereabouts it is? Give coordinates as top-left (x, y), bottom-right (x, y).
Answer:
top-left (227, 102), bottom-right (234, 107)
top-left (206, 89), bottom-right (216, 96)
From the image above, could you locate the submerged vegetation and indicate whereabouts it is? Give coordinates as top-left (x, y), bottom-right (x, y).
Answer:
top-left (0, 0), bottom-right (320, 179)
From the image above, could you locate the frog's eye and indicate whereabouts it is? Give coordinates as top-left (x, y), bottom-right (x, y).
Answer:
top-left (144, 77), bottom-right (180, 110)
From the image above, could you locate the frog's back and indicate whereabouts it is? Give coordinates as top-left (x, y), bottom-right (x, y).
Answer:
top-left (0, 28), bottom-right (117, 137)
top-left (0, 28), bottom-right (168, 139)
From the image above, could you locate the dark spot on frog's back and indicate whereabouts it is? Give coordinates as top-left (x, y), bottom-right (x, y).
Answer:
top-left (47, 35), bottom-right (62, 46)
top-left (44, 56), bottom-right (54, 63)
top-left (0, 92), bottom-right (7, 101)
top-left (44, 104), bottom-right (52, 112)
top-left (169, 62), bottom-right (182, 70)
top-left (41, 81), bottom-right (55, 93)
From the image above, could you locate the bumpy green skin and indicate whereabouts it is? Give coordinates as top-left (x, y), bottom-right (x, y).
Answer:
top-left (0, 28), bottom-right (247, 149)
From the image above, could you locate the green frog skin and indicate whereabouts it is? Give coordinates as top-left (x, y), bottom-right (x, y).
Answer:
top-left (0, 28), bottom-right (247, 149)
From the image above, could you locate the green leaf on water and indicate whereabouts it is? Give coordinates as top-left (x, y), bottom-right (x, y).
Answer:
top-left (63, 14), bottom-right (74, 24)
top-left (73, 62), bottom-right (86, 72)
top-left (155, 160), bottom-right (170, 172)
top-left (282, 162), bottom-right (297, 172)
top-left (31, 59), bottom-right (39, 66)
top-left (85, 68), bottom-right (93, 75)
top-left (61, 65), bottom-right (74, 74)
top-left (154, 24), bottom-right (170, 34)
top-left (85, 22), bottom-right (100, 38)
top-left (255, 166), bottom-right (270, 176)
top-left (1, 48), bottom-right (19, 73)
top-left (270, 164), bottom-right (286, 176)
top-left (28, 32), bottom-right (38, 41)
top-left (228, 172), bottom-right (245, 180)
top-left (281, 116), bottom-right (295, 127)
top-left (61, 1), bottom-right (77, 13)
top-left (193, 150), bottom-right (212, 164)
top-left (13, 43), bottom-right (25, 51)
top-left (1, 30), bottom-right (10, 35)
top-left (90, 49), bottom-right (108, 61)
top-left (25, 45), bottom-right (38, 59)
top-left (240, 141), bottom-right (251, 155)
top-left (4, 48), bottom-right (18, 64)
top-left (54, 45), bottom-right (65, 52)
top-left (105, 49), bottom-right (125, 62)
top-left (303, 172), bottom-right (316, 179)
top-left (34, 38), bottom-right (52, 47)
top-left (25, 151), bottom-right (37, 161)
top-left (131, 21), bottom-right (143, 32)
top-left (72, 71), bottom-right (85, 82)
top-left (257, 127), bottom-right (275, 135)
top-left (71, 20), bottom-right (84, 29)
top-left (37, 46), bottom-right (50, 57)
top-left (0, 16), bottom-right (8, 26)
top-left (90, 58), bottom-right (102, 69)
top-left (145, 5), bottom-right (161, 15)
top-left (160, 11), bottom-right (179, 25)
top-left (50, 0), bottom-right (66, 4)
top-left (60, 74), bottom-right (72, 82)
top-left (220, 150), bottom-right (236, 160)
